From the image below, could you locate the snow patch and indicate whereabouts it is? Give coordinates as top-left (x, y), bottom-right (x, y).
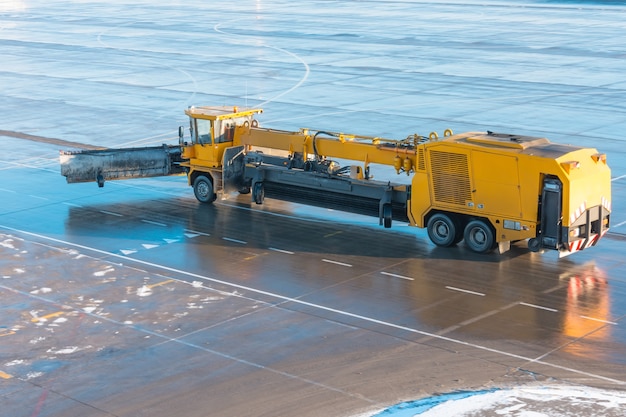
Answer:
top-left (0, 239), bottom-right (15, 249)
top-left (48, 346), bottom-right (79, 354)
top-left (94, 268), bottom-right (115, 277)
top-left (30, 287), bottom-right (52, 295)
top-left (374, 386), bottom-right (626, 417)
top-left (137, 286), bottom-right (153, 297)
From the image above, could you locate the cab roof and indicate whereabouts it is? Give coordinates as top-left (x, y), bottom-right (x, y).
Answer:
top-left (185, 105), bottom-right (263, 120)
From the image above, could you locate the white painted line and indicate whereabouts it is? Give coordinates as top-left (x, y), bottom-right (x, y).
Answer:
top-left (322, 259), bottom-right (352, 267)
top-left (519, 302), bottom-right (558, 312)
top-left (380, 271), bottom-right (414, 281)
top-left (142, 244), bottom-right (159, 250)
top-left (612, 220), bottom-right (626, 228)
top-left (100, 210), bottom-right (123, 217)
top-left (120, 249), bottom-right (137, 255)
top-left (28, 195), bottom-right (49, 201)
top-left (62, 202), bottom-right (83, 208)
top-left (2, 224), bottom-right (624, 386)
top-left (612, 174), bottom-right (626, 182)
top-left (184, 229), bottom-right (210, 237)
top-left (446, 286), bottom-right (485, 296)
top-left (0, 188), bottom-right (16, 193)
top-left (580, 315), bottom-right (618, 325)
top-left (223, 237), bottom-right (247, 244)
top-left (163, 238), bottom-right (179, 244)
top-left (142, 219), bottom-right (167, 227)
top-left (269, 247), bottom-right (294, 254)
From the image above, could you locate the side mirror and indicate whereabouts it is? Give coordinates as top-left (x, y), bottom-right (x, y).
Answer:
top-left (178, 126), bottom-right (185, 145)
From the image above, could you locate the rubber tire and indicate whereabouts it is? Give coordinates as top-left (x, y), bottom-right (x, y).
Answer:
top-left (528, 238), bottom-right (541, 252)
top-left (464, 220), bottom-right (495, 254)
top-left (427, 213), bottom-right (458, 247)
top-left (253, 182), bottom-right (264, 205)
top-left (382, 204), bottom-right (392, 228)
top-left (193, 175), bottom-right (215, 204)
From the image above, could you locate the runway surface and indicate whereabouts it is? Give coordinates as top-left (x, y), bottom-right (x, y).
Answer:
top-left (1, 1), bottom-right (626, 416)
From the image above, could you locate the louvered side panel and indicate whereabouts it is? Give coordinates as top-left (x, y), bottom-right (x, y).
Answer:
top-left (429, 150), bottom-right (472, 205)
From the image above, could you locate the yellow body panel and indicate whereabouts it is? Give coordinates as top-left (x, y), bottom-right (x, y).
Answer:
top-left (410, 132), bottom-right (611, 246)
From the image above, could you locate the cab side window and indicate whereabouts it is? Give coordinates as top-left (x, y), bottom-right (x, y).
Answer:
top-left (196, 119), bottom-right (212, 145)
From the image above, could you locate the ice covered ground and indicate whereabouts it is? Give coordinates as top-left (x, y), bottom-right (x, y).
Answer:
top-left (371, 385), bottom-right (626, 416)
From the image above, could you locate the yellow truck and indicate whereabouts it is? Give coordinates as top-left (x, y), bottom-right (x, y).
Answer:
top-left (60, 105), bottom-right (611, 256)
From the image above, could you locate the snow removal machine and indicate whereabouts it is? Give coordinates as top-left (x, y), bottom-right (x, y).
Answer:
top-left (60, 105), bottom-right (611, 256)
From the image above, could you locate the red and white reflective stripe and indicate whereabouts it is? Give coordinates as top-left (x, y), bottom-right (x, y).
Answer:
top-left (570, 201), bottom-right (587, 224)
top-left (568, 233), bottom-right (600, 253)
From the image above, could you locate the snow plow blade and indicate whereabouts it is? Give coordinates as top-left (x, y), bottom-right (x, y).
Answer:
top-left (60, 145), bottom-right (185, 187)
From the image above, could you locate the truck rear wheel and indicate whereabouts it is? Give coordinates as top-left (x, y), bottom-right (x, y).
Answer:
top-left (427, 213), bottom-right (458, 247)
top-left (193, 175), bottom-right (216, 203)
top-left (464, 220), bottom-right (495, 253)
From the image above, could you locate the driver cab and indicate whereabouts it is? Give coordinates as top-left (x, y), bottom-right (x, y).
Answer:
top-left (181, 106), bottom-right (262, 167)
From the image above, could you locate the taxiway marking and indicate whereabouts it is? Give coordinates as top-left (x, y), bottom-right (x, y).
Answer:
top-left (223, 237), bottom-right (247, 244)
top-left (269, 247), bottom-right (294, 254)
top-left (519, 302), bottom-right (558, 313)
top-left (100, 210), bottom-right (123, 217)
top-left (146, 279), bottom-right (175, 289)
top-left (322, 259), bottom-right (353, 267)
top-left (446, 286), bottom-right (485, 297)
top-left (142, 219), bottom-right (167, 227)
top-left (580, 315), bottom-right (617, 325)
top-left (31, 311), bottom-right (65, 323)
top-left (380, 271), bottom-right (414, 281)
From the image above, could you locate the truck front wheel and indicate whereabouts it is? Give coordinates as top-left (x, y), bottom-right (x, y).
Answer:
top-left (193, 175), bottom-right (216, 203)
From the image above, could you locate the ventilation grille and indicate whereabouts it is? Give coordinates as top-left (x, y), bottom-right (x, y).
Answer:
top-left (417, 148), bottom-right (426, 171)
top-left (429, 150), bottom-right (471, 205)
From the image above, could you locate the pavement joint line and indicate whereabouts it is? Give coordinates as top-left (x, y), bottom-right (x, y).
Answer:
top-left (1, 224), bottom-right (625, 386)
